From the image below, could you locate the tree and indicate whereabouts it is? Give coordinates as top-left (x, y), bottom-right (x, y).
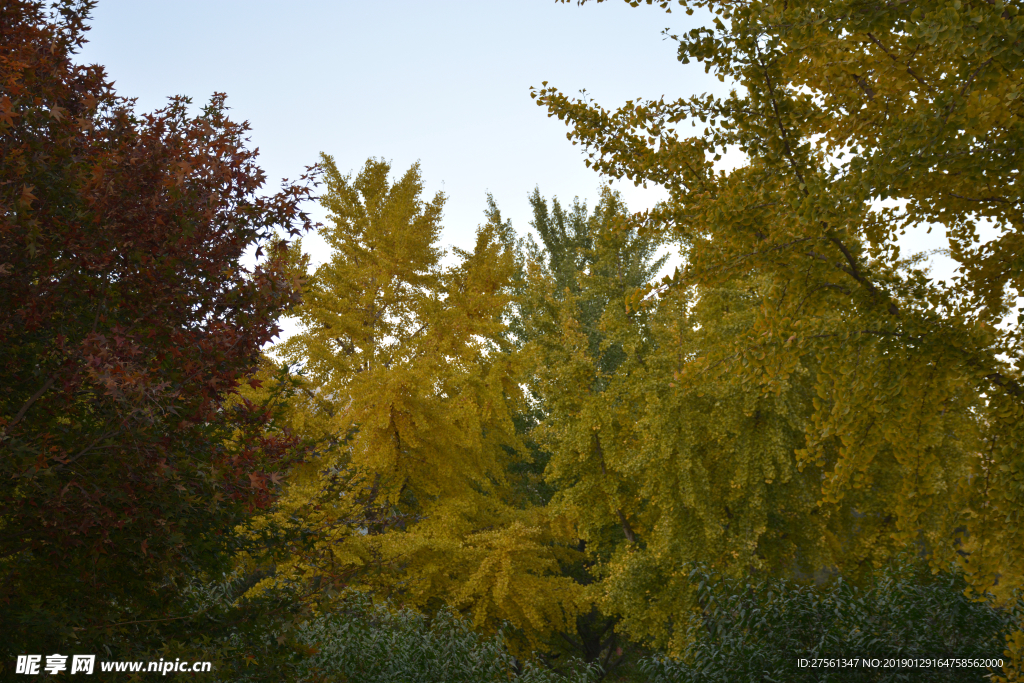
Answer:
top-left (0, 0), bottom-right (314, 660)
top-left (533, 0), bottom-right (1021, 664)
top-left (519, 188), bottom-right (854, 657)
top-left (240, 156), bottom-right (582, 651)
top-left (522, 186), bottom-right (666, 364)
top-left (519, 186), bottom-right (678, 667)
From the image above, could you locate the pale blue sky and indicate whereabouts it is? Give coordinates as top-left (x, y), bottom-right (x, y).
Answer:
top-left (75, 0), bottom-right (722, 263)
top-left (74, 0), bottom-right (973, 330)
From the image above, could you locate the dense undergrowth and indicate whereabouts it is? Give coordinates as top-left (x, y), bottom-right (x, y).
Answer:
top-left (187, 556), bottom-right (1021, 683)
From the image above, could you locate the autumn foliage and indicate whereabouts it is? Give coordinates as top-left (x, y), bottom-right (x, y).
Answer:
top-left (535, 0), bottom-right (1024, 672)
top-left (4, 0), bottom-right (1024, 679)
top-left (0, 0), bottom-right (314, 656)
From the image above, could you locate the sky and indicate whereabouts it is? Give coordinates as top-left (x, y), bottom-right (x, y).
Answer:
top-left (73, 0), bottom-right (982, 340)
top-left (75, 0), bottom-right (724, 260)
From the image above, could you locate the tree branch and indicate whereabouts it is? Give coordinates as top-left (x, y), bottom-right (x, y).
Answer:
top-left (5, 374), bottom-right (57, 433)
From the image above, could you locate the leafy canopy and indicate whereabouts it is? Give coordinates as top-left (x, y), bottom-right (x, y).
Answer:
top-left (0, 0), bottom-right (313, 660)
top-left (536, 0), bottom-right (1024, 605)
top-left (240, 156), bottom-right (583, 651)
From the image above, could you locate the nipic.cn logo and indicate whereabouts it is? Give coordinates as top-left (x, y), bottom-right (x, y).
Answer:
top-left (15, 655), bottom-right (95, 675)
top-left (14, 654), bottom-right (212, 675)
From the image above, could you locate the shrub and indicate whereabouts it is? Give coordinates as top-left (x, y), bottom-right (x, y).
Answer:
top-left (639, 557), bottom-right (1023, 683)
top-left (290, 594), bottom-right (599, 683)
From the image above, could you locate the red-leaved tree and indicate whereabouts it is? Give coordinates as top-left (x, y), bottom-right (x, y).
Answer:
top-left (0, 0), bottom-right (316, 658)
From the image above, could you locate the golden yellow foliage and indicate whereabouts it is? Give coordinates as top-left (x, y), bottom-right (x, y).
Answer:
top-left (530, 0), bottom-right (1022, 652)
top-left (240, 156), bottom-right (582, 648)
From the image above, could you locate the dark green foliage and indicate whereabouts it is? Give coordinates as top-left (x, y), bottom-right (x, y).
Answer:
top-left (291, 595), bottom-right (599, 683)
top-left (522, 186), bottom-right (666, 373)
top-left (639, 557), bottom-right (1022, 682)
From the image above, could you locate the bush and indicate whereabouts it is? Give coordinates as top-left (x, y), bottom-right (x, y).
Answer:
top-left (639, 557), bottom-right (1023, 683)
top-left (289, 594), bottom-right (599, 683)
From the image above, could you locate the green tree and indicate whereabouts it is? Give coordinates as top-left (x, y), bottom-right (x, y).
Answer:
top-left (520, 192), bottom-right (844, 656)
top-left (522, 186), bottom-right (666, 366)
top-left (518, 186), bottom-right (672, 667)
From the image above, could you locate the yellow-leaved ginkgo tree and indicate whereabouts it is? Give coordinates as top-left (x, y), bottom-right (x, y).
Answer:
top-left (532, 0), bottom-right (1021, 662)
top-left (238, 155), bottom-right (583, 650)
